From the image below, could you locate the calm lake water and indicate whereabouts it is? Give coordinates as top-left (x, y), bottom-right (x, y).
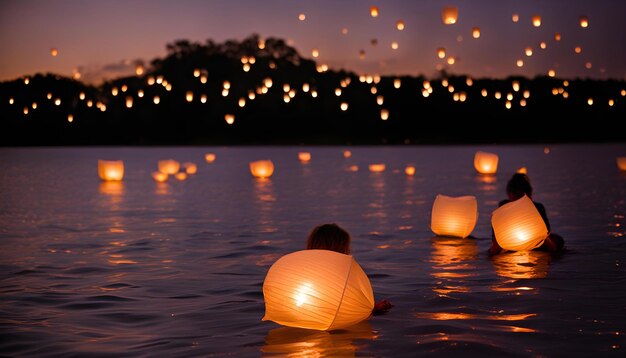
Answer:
top-left (1, 145), bottom-right (625, 357)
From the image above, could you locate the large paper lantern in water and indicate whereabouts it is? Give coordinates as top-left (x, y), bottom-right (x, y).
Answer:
top-left (492, 195), bottom-right (548, 251)
top-left (431, 195), bottom-right (478, 238)
top-left (474, 151), bottom-right (499, 174)
top-left (617, 157), bottom-right (626, 171)
top-left (250, 160), bottom-right (275, 179)
top-left (262, 250), bottom-right (374, 331)
top-left (441, 6), bottom-right (458, 25)
top-left (98, 160), bottom-right (124, 181)
top-left (158, 160), bottom-right (180, 175)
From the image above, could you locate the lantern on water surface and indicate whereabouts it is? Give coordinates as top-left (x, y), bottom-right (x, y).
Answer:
top-left (175, 172), bottom-right (188, 181)
top-left (152, 171), bottom-right (168, 183)
top-left (617, 157), bottom-right (626, 171)
top-left (183, 162), bottom-right (197, 175)
top-left (158, 160), bottom-right (180, 175)
top-left (262, 249), bottom-right (374, 331)
top-left (474, 151), bottom-right (498, 174)
top-left (98, 160), bottom-right (124, 181)
top-left (492, 195), bottom-right (548, 251)
top-left (405, 166), bottom-right (415, 176)
top-left (430, 195), bottom-right (478, 238)
top-left (368, 164), bottom-right (385, 173)
top-left (205, 153), bottom-right (216, 163)
top-left (441, 6), bottom-right (458, 25)
top-left (298, 152), bottom-right (311, 163)
top-left (250, 160), bottom-right (275, 179)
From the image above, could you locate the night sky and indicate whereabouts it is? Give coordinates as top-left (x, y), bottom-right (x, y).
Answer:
top-left (1, 0), bottom-right (625, 83)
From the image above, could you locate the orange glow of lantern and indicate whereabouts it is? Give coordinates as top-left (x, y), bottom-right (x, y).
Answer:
top-left (580, 16), bottom-right (589, 28)
top-left (396, 20), bottom-right (405, 30)
top-left (125, 97), bottom-right (133, 108)
top-left (574, 46), bottom-right (582, 54)
top-left (67, 114), bottom-right (73, 123)
top-left (517, 167), bottom-right (528, 174)
top-left (441, 6), bottom-right (458, 25)
top-left (183, 162), bottom-right (197, 175)
top-left (380, 109), bottom-right (389, 120)
top-left (263, 249), bottom-right (374, 331)
top-left (152, 171), bottom-right (168, 183)
top-left (391, 41), bottom-right (399, 50)
top-left (158, 160), bottom-right (180, 175)
top-left (343, 150), bottom-right (352, 158)
top-left (393, 78), bottom-right (401, 89)
top-left (617, 157), bottom-right (626, 171)
top-left (298, 13), bottom-right (306, 21)
top-left (24, 77), bottom-right (29, 85)
top-left (512, 14), bottom-right (519, 23)
top-left (185, 91), bottom-right (194, 102)
top-left (153, 96), bottom-right (160, 104)
top-left (340, 102), bottom-right (348, 111)
top-left (531, 15), bottom-right (541, 27)
top-left (405, 166), bottom-right (415, 176)
top-left (175, 172), bottom-right (188, 181)
top-left (492, 195), bottom-right (548, 251)
top-left (225, 114), bottom-right (235, 124)
top-left (525, 47), bottom-right (533, 57)
top-left (430, 195), bottom-right (478, 238)
top-left (472, 27), bottom-right (481, 39)
top-left (135, 65), bottom-right (143, 76)
top-left (368, 164), bottom-right (385, 172)
top-left (474, 151), bottom-right (499, 174)
top-left (347, 165), bottom-right (359, 172)
top-left (548, 69), bottom-right (556, 78)
top-left (540, 41), bottom-right (547, 50)
top-left (50, 48), bottom-right (58, 57)
top-left (370, 6), bottom-right (379, 18)
top-left (250, 160), bottom-right (275, 179)
top-left (516, 59), bottom-right (524, 68)
top-left (205, 153), bottom-right (216, 163)
top-left (98, 160), bottom-right (124, 181)
top-left (554, 32), bottom-right (561, 41)
top-left (437, 48), bottom-right (446, 59)
top-left (298, 152), bottom-right (311, 163)
top-left (311, 48), bottom-right (319, 58)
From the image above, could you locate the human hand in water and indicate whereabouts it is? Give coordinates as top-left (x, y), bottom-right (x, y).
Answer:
top-left (372, 299), bottom-right (393, 315)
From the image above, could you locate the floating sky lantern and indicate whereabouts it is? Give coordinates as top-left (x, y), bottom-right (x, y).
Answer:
top-left (23, 107), bottom-right (28, 115)
top-left (441, 6), bottom-right (458, 25)
top-left (340, 102), bottom-right (349, 111)
top-left (405, 166), bottom-right (415, 176)
top-left (474, 151), bottom-right (499, 175)
top-left (617, 157), bottom-right (626, 171)
top-left (137, 90), bottom-right (144, 98)
top-left (298, 13), bottom-right (306, 21)
top-left (391, 41), bottom-right (399, 50)
top-left (175, 172), bottom-right (188, 181)
top-left (250, 160), bottom-right (275, 179)
top-left (512, 14), bottom-right (519, 23)
top-left (200, 94), bottom-right (207, 103)
top-left (263, 249), bottom-right (374, 331)
top-left (608, 99), bottom-right (615, 107)
top-left (396, 20), bottom-right (405, 30)
top-left (185, 91), bottom-right (194, 102)
top-left (492, 195), bottom-right (548, 251)
top-left (380, 109), bottom-right (389, 120)
top-left (348, 165), bottom-right (359, 172)
top-left (516, 59), bottom-right (524, 68)
top-left (580, 16), bottom-right (589, 28)
top-left (152, 171), bottom-right (168, 183)
top-left (525, 47), bottom-right (533, 57)
top-left (368, 164), bottom-right (385, 172)
top-left (554, 33), bottom-right (562, 41)
top-left (183, 162), bottom-right (197, 175)
top-left (205, 153), bottom-right (216, 163)
top-left (437, 48), bottom-right (446, 59)
top-left (50, 48), bottom-right (58, 57)
top-left (574, 46), bottom-right (582, 54)
top-left (376, 95), bottom-right (384, 105)
top-left (341, 27), bottom-right (348, 35)
top-left (298, 152), bottom-right (311, 163)
top-left (394, 79), bottom-right (401, 89)
top-left (472, 27), bottom-right (481, 39)
top-left (125, 97), bottom-right (133, 108)
top-left (98, 160), bottom-right (124, 181)
top-left (343, 150), bottom-right (352, 158)
top-left (370, 6), bottom-right (379, 18)
top-left (312, 48), bottom-right (319, 58)
top-left (430, 195), bottom-right (478, 238)
top-left (135, 65), bottom-right (144, 76)
top-left (54, 98), bottom-right (61, 106)
top-left (24, 77), bottom-right (29, 85)
top-left (587, 98), bottom-right (594, 106)
top-left (225, 114), bottom-right (235, 124)
top-left (540, 41), bottom-right (547, 49)
top-left (548, 69), bottom-right (556, 78)
top-left (31, 102), bottom-right (37, 109)
top-left (67, 114), bottom-right (73, 123)
top-left (158, 160), bottom-right (180, 175)
top-left (153, 96), bottom-right (160, 104)
top-left (532, 15), bottom-right (541, 27)
top-left (193, 69), bottom-right (201, 77)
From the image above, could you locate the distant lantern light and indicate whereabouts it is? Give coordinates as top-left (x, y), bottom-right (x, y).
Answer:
top-left (422, 89), bottom-right (430, 97)
top-left (222, 89), bottom-right (229, 97)
top-left (98, 160), bottom-right (124, 181)
top-left (243, 64), bottom-right (250, 72)
top-left (31, 102), bottom-right (37, 109)
top-left (472, 27), bottom-right (481, 39)
top-left (343, 150), bottom-right (352, 158)
top-left (437, 48), bottom-right (446, 59)
top-left (617, 157), bottom-right (626, 171)
top-left (200, 74), bottom-right (208, 83)
top-left (520, 99), bottom-right (527, 107)
top-left (441, 6), bottom-right (458, 25)
top-left (67, 114), bottom-right (73, 123)
top-left (391, 41), bottom-right (399, 50)
top-left (507, 93), bottom-right (514, 101)
top-left (258, 39), bottom-right (266, 49)
top-left (621, 90), bottom-right (626, 97)
top-left (156, 76), bottom-right (163, 84)
top-left (112, 87), bottom-right (119, 96)
top-left (311, 48), bottom-right (319, 58)
top-left (448, 85), bottom-right (455, 93)
top-left (516, 59), bottom-right (524, 68)
top-left (370, 6), bottom-right (379, 17)
top-left (121, 85), bottom-right (128, 92)
top-left (223, 81), bottom-right (231, 90)
top-left (453, 93), bottom-right (460, 102)
top-left (587, 98), bottom-right (594, 106)
top-left (481, 89), bottom-right (488, 97)
top-left (459, 92), bottom-right (467, 102)
top-left (24, 77), bottom-right (29, 85)
top-left (302, 83), bottom-right (310, 92)
top-left (359, 50), bottom-right (366, 60)
top-left (135, 65), bottom-right (144, 76)
top-left (225, 114), bottom-right (235, 124)
top-left (311, 90), bottom-right (318, 98)
top-left (153, 96), bottom-right (160, 104)
top-left (525, 47), bottom-right (533, 57)
top-left (183, 162), bottom-right (197, 175)
top-left (165, 84), bottom-right (172, 92)
top-left (23, 107), bottom-right (29, 115)
top-left (200, 94), bottom-right (207, 103)
top-left (540, 41), bottom-right (547, 50)
top-left (158, 160), bottom-right (180, 175)
top-left (54, 98), bottom-right (61, 106)
top-left (376, 95), bottom-right (384, 105)
top-left (50, 48), bottom-right (58, 57)
top-left (335, 88), bottom-right (342, 96)
top-left (380, 109), bottom-right (389, 120)
top-left (609, 99), bottom-right (615, 107)
top-left (9, 98), bottom-right (14, 104)
top-left (86, 100), bottom-right (93, 107)
top-left (283, 94), bottom-right (290, 103)
top-left (370, 87), bottom-right (377, 94)
top-left (505, 101), bottom-right (512, 109)
top-left (125, 97), bottom-right (133, 108)
top-left (396, 20), bottom-right (405, 30)
top-left (394, 78), bottom-right (401, 89)
top-left (283, 84), bottom-right (290, 92)
top-left (340, 102), bottom-right (348, 111)
top-left (249, 57), bottom-right (256, 64)
top-left (298, 152), bottom-right (311, 163)
top-left (492, 195), bottom-right (548, 251)
top-left (466, 77), bottom-right (473, 86)
top-left (152, 171), bottom-right (168, 183)
top-left (341, 27), bottom-right (348, 35)
top-left (551, 88), bottom-right (559, 96)
top-left (368, 164), bottom-right (386, 172)
top-left (175, 172), bottom-right (188, 181)
top-left (523, 90), bottom-right (530, 98)
top-left (548, 69), bottom-right (556, 78)
top-left (205, 153), bottom-right (216, 163)
top-left (474, 151), bottom-right (499, 174)
top-left (447, 57), bottom-right (456, 65)
top-left (137, 90), bottom-right (144, 98)
top-left (405, 166), bottom-right (415, 176)
top-left (264, 78), bottom-right (273, 88)
top-left (554, 32), bottom-right (562, 41)
top-left (517, 167), bottom-right (528, 174)
top-left (147, 76), bottom-right (155, 85)
top-left (512, 14), bottom-right (519, 23)
top-left (495, 92), bottom-right (502, 99)
top-left (193, 69), bottom-right (201, 77)
top-left (250, 160), bottom-right (274, 179)
top-left (248, 91), bottom-right (256, 100)
top-left (430, 194), bottom-right (478, 238)
top-left (262, 250), bottom-right (374, 331)
top-left (574, 46), bottom-right (582, 54)
top-left (532, 15), bottom-right (541, 27)
top-left (298, 13), bottom-right (306, 21)
top-left (585, 62), bottom-right (593, 70)
top-left (47, 93), bottom-right (53, 100)
top-left (512, 81), bottom-right (520, 92)
top-left (580, 16), bottom-right (589, 28)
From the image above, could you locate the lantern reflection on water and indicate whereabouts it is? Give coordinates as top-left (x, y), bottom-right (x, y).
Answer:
top-left (152, 171), bottom-right (168, 183)
top-left (368, 164), bottom-right (385, 172)
top-left (492, 195), bottom-right (548, 251)
top-left (431, 195), bottom-right (478, 238)
top-left (183, 162), bottom-right (197, 174)
top-left (250, 160), bottom-right (275, 179)
top-left (98, 160), bottom-right (124, 181)
top-left (263, 250), bottom-right (374, 331)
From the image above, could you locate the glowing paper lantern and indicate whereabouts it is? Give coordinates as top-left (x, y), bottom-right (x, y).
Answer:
top-left (368, 164), bottom-right (385, 172)
top-left (517, 167), bottom-right (528, 174)
top-left (183, 162), bottom-right (197, 175)
top-left (617, 157), bottom-right (626, 171)
top-left (472, 27), bottom-right (481, 39)
top-left (343, 150), bottom-right (352, 158)
top-left (152, 171), bottom-right (168, 183)
top-left (441, 6), bottom-right (458, 25)
top-left (158, 160), bottom-right (180, 175)
top-left (175, 172), bottom-right (188, 181)
top-left (474, 151), bottom-right (499, 174)
top-left (298, 152), bottom-right (311, 163)
top-left (250, 160), bottom-right (275, 179)
top-left (50, 48), bottom-right (58, 57)
top-left (437, 48), bottom-right (446, 59)
top-left (262, 250), bottom-right (374, 331)
top-left (370, 6), bottom-right (379, 18)
top-left (205, 153), bottom-right (216, 163)
top-left (430, 194), bottom-right (478, 238)
top-left (98, 160), bottom-right (124, 181)
top-left (532, 15), bottom-right (541, 27)
top-left (492, 195), bottom-right (548, 251)
top-left (225, 114), bottom-right (235, 124)
top-left (405, 166), bottom-right (415, 176)
top-left (580, 16), bottom-right (589, 28)
top-left (380, 109), bottom-right (389, 120)
top-left (396, 20), bottom-right (405, 31)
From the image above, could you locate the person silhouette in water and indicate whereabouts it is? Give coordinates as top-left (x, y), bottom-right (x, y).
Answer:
top-left (307, 223), bottom-right (393, 315)
top-left (489, 173), bottom-right (565, 255)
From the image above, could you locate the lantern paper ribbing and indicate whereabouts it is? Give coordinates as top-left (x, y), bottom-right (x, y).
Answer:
top-left (98, 160), bottom-right (124, 181)
top-left (262, 250), bottom-right (375, 331)
top-left (474, 151), bottom-right (499, 174)
top-left (492, 195), bottom-right (548, 251)
top-left (431, 195), bottom-right (478, 238)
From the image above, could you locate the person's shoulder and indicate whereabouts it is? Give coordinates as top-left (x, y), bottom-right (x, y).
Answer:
top-left (533, 201), bottom-right (546, 210)
top-left (498, 199), bottom-right (510, 207)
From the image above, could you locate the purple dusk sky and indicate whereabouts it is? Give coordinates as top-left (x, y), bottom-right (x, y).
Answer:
top-left (1, 0), bottom-right (625, 83)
